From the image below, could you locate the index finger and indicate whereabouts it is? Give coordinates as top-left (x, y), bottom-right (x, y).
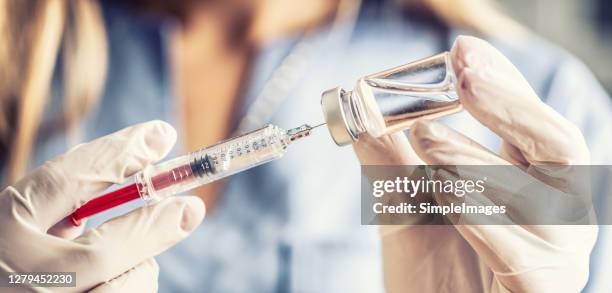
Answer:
top-left (450, 36), bottom-right (589, 165)
top-left (6, 120), bottom-right (177, 230)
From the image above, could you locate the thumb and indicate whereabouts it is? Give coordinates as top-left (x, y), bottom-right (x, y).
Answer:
top-left (70, 196), bottom-right (205, 290)
top-left (450, 36), bottom-right (589, 165)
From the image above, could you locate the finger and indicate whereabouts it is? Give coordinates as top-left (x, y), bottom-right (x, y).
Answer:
top-left (453, 224), bottom-right (596, 292)
top-left (451, 36), bottom-right (589, 165)
top-left (6, 120), bottom-right (177, 230)
top-left (354, 132), bottom-right (425, 165)
top-left (428, 169), bottom-right (597, 292)
top-left (431, 167), bottom-right (526, 226)
top-left (88, 258), bottom-right (159, 293)
top-left (70, 196), bottom-right (205, 289)
top-left (409, 121), bottom-right (595, 226)
top-left (408, 119), bottom-right (510, 165)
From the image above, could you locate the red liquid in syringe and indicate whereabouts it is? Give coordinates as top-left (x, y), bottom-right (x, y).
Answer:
top-left (150, 163), bottom-right (194, 190)
top-left (70, 163), bottom-right (194, 225)
top-left (70, 183), bottom-right (140, 226)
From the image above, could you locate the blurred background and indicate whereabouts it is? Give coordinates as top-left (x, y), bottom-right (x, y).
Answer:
top-left (499, 0), bottom-right (612, 93)
top-left (1, 0), bottom-right (611, 292)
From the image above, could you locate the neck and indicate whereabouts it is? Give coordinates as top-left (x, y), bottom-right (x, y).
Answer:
top-left (179, 0), bottom-right (339, 48)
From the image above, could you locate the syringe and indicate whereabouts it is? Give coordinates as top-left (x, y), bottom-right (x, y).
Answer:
top-left (70, 123), bottom-right (323, 225)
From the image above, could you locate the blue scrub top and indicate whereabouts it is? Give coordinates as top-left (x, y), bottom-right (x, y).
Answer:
top-left (24, 1), bottom-right (612, 292)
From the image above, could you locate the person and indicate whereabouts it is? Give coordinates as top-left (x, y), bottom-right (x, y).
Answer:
top-left (1, 0), bottom-right (611, 292)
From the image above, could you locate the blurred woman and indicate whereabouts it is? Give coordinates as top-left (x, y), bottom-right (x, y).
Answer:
top-left (1, 0), bottom-right (611, 292)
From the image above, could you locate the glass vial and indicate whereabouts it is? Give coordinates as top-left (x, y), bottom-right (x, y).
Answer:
top-left (321, 52), bottom-right (461, 146)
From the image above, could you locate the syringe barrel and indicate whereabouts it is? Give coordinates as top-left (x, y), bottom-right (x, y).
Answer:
top-left (135, 124), bottom-right (289, 202)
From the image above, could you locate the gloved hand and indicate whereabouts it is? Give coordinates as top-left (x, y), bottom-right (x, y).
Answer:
top-left (355, 36), bottom-right (597, 292)
top-left (0, 121), bottom-right (206, 292)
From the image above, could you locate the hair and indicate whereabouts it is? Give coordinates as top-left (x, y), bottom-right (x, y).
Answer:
top-left (0, 0), bottom-right (522, 184)
top-left (0, 0), bottom-right (108, 183)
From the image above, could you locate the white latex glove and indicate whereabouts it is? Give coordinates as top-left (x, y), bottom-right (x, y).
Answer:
top-left (355, 36), bottom-right (597, 292)
top-left (0, 121), bottom-right (206, 292)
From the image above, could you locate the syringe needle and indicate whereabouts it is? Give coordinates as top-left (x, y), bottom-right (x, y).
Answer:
top-left (310, 122), bottom-right (326, 130)
top-left (286, 123), bottom-right (325, 141)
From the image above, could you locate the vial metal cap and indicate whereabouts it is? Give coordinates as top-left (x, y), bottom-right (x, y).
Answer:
top-left (321, 87), bottom-right (357, 146)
